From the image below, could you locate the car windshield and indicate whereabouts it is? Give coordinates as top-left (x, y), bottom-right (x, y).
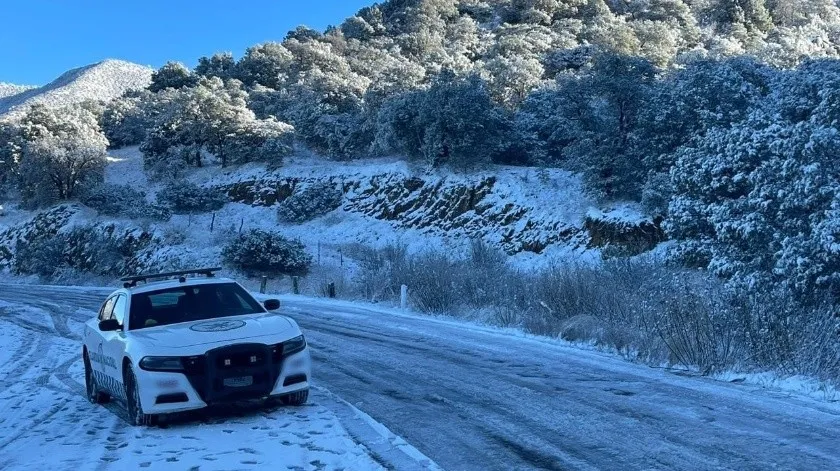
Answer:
top-left (128, 282), bottom-right (265, 330)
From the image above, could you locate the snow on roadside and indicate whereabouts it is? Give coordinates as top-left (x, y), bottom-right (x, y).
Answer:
top-left (713, 371), bottom-right (840, 403)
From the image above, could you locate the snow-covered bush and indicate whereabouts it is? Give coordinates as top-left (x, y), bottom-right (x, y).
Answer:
top-left (276, 182), bottom-right (343, 224)
top-left (667, 61), bottom-right (840, 303)
top-left (80, 184), bottom-right (171, 221)
top-left (222, 229), bottom-right (312, 276)
top-left (349, 243), bottom-right (409, 302)
top-left (13, 223), bottom-right (151, 281)
top-left (158, 182), bottom-right (228, 214)
top-left (340, 244), bottom-right (840, 379)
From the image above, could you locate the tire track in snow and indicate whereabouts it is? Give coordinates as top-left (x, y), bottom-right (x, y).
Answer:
top-left (0, 314), bottom-right (53, 336)
top-left (0, 398), bottom-right (71, 451)
top-left (0, 322), bottom-right (53, 393)
top-left (0, 311), bottom-right (37, 379)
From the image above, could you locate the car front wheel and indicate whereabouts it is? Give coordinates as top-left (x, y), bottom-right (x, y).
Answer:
top-left (282, 388), bottom-right (309, 406)
top-left (124, 365), bottom-right (156, 426)
top-left (84, 352), bottom-right (110, 404)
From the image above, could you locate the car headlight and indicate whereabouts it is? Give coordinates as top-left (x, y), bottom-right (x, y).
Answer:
top-left (140, 356), bottom-right (185, 372)
top-left (282, 335), bottom-right (307, 356)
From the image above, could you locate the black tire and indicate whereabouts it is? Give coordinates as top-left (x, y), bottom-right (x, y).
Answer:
top-left (124, 365), bottom-right (156, 426)
top-left (281, 388), bottom-right (309, 406)
top-left (83, 352), bottom-right (110, 404)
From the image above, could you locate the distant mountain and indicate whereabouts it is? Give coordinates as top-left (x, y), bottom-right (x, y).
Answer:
top-left (0, 83), bottom-right (35, 100)
top-left (0, 59), bottom-right (152, 119)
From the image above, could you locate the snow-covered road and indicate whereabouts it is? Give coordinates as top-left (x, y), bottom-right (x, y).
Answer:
top-left (281, 297), bottom-right (840, 471)
top-left (0, 285), bottom-right (433, 471)
top-left (2, 285), bottom-right (840, 470)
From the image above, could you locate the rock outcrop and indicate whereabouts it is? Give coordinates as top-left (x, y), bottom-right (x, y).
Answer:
top-left (216, 166), bottom-right (658, 256)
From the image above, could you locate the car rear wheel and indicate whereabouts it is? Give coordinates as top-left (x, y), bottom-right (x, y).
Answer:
top-left (124, 365), bottom-right (156, 426)
top-left (84, 352), bottom-right (110, 404)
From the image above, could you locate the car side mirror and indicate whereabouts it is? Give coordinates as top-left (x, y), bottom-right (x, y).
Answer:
top-left (263, 299), bottom-right (281, 311)
top-left (99, 318), bottom-right (121, 332)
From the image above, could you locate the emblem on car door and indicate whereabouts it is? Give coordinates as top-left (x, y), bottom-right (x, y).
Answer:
top-left (190, 320), bottom-right (246, 332)
top-left (91, 342), bottom-right (117, 370)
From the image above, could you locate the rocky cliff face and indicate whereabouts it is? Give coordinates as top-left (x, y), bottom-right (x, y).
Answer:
top-left (215, 164), bottom-right (664, 256)
top-left (0, 163), bottom-right (666, 280)
top-left (0, 204), bottom-right (78, 268)
top-left (0, 204), bottom-right (158, 275)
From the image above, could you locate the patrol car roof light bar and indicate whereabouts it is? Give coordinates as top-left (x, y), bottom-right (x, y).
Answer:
top-left (120, 267), bottom-right (222, 288)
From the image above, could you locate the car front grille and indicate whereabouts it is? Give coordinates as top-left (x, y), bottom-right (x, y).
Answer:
top-left (183, 343), bottom-right (284, 404)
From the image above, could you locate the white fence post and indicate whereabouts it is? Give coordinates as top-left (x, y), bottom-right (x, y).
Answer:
top-left (400, 285), bottom-right (408, 310)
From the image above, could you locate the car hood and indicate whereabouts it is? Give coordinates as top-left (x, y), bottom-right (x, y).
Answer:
top-left (129, 314), bottom-right (298, 349)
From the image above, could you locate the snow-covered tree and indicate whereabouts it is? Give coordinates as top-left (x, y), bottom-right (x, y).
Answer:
top-left (141, 78), bottom-right (294, 171)
top-left (375, 72), bottom-right (509, 168)
top-left (149, 61), bottom-right (197, 92)
top-left (234, 42), bottom-right (293, 89)
top-left (667, 62), bottom-right (840, 302)
top-left (517, 53), bottom-right (657, 198)
top-left (633, 57), bottom-right (771, 211)
top-left (195, 52), bottom-right (236, 80)
top-left (0, 123), bottom-right (23, 193)
top-left (100, 89), bottom-right (176, 148)
top-left (16, 104), bottom-right (109, 207)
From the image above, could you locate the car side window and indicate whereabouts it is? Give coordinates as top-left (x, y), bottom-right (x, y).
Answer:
top-left (98, 297), bottom-right (116, 322)
top-left (112, 294), bottom-right (128, 326)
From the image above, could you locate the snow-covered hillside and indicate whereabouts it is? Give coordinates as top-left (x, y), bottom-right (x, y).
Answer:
top-left (0, 83), bottom-right (35, 99)
top-left (0, 60), bottom-right (152, 119)
top-left (0, 147), bottom-right (664, 278)
top-left (123, 148), bottom-right (660, 266)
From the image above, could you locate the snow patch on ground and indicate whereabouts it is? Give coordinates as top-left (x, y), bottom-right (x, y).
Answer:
top-left (586, 202), bottom-right (651, 225)
top-left (714, 371), bottom-right (840, 403)
top-left (106, 146), bottom-right (150, 194)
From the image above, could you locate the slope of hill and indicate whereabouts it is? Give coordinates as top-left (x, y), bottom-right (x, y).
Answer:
top-left (0, 83), bottom-right (35, 99)
top-left (0, 59), bottom-right (152, 119)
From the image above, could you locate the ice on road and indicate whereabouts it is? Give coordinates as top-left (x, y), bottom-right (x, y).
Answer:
top-left (279, 297), bottom-right (840, 471)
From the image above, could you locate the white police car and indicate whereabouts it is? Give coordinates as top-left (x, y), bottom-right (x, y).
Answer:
top-left (82, 268), bottom-right (311, 426)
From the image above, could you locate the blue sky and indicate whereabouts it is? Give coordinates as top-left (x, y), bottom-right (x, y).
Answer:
top-left (0, 0), bottom-right (373, 85)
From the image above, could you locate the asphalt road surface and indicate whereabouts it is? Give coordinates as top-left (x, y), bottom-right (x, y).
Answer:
top-left (2, 284), bottom-right (839, 471)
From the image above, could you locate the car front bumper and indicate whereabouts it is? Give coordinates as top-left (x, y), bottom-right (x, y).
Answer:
top-left (136, 346), bottom-right (311, 415)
